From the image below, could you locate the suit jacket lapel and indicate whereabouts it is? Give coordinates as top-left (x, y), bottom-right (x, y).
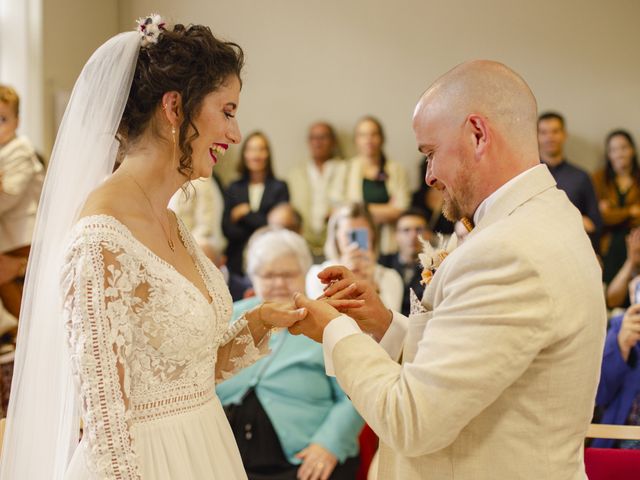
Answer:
top-left (421, 164), bottom-right (557, 309)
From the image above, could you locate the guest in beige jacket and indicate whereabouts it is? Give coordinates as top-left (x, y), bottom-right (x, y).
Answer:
top-left (169, 175), bottom-right (227, 265)
top-left (0, 86), bottom-right (44, 256)
top-left (288, 122), bottom-right (346, 258)
top-left (0, 85), bottom-right (44, 321)
top-left (290, 61), bottom-right (606, 479)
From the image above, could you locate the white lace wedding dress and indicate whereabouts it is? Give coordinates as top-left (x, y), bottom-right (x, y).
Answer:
top-left (61, 215), bottom-right (267, 479)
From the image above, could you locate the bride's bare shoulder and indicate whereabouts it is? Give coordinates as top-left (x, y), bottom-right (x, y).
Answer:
top-left (78, 176), bottom-right (134, 222)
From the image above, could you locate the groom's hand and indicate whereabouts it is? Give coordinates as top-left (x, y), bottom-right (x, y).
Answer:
top-left (318, 266), bottom-right (393, 341)
top-left (289, 293), bottom-right (342, 343)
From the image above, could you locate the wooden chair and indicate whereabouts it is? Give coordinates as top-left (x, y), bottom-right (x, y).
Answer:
top-left (584, 424), bottom-right (640, 480)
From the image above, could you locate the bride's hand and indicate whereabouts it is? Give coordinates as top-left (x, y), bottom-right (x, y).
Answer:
top-left (245, 302), bottom-right (306, 344)
top-left (247, 301), bottom-right (307, 330)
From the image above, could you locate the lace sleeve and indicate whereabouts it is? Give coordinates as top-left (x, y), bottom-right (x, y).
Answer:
top-left (62, 237), bottom-right (141, 479)
top-left (214, 314), bottom-right (271, 383)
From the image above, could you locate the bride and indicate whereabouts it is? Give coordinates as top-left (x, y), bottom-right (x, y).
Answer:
top-left (0, 15), bottom-right (305, 479)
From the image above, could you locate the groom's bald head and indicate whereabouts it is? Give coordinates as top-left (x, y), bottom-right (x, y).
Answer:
top-left (412, 61), bottom-right (541, 220)
top-left (414, 60), bottom-right (539, 158)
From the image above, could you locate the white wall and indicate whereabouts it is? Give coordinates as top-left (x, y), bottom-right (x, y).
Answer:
top-left (0, 0), bottom-right (43, 151)
top-left (41, 0), bottom-right (119, 155)
top-left (35, 0), bottom-right (639, 186)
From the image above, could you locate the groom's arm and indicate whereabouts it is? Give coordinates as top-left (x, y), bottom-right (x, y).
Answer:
top-left (322, 312), bottom-right (408, 375)
top-left (327, 241), bottom-right (553, 457)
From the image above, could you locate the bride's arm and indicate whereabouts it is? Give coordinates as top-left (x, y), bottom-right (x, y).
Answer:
top-left (214, 306), bottom-right (271, 383)
top-left (62, 238), bottom-right (141, 480)
top-left (215, 303), bottom-right (305, 383)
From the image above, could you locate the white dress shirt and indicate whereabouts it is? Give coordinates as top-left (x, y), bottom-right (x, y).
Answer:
top-left (248, 183), bottom-right (265, 212)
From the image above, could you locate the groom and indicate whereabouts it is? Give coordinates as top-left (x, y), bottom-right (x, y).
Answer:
top-left (290, 60), bottom-right (606, 479)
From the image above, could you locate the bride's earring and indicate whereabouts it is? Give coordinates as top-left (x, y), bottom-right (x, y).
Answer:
top-left (171, 125), bottom-right (177, 165)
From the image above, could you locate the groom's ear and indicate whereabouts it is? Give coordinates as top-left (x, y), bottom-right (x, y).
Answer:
top-left (467, 114), bottom-right (490, 159)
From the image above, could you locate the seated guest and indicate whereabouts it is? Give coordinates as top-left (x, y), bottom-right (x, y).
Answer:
top-left (169, 174), bottom-right (227, 265)
top-left (0, 254), bottom-right (22, 416)
top-left (379, 209), bottom-right (431, 316)
top-left (0, 84), bottom-right (44, 318)
top-left (0, 85), bottom-right (44, 415)
top-left (343, 116), bottom-right (410, 254)
top-left (538, 111), bottom-right (602, 251)
top-left (607, 227), bottom-right (640, 308)
top-left (223, 131), bottom-right (289, 275)
top-left (217, 227), bottom-right (363, 479)
top-left (267, 202), bottom-right (303, 234)
top-left (411, 159), bottom-right (455, 235)
top-left (593, 130), bottom-right (640, 284)
top-left (306, 202), bottom-right (403, 312)
top-left (594, 300), bottom-right (640, 449)
top-left (226, 202), bottom-right (304, 301)
top-left (288, 121), bottom-right (346, 258)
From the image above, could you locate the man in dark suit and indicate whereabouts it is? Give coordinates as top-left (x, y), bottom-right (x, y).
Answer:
top-left (378, 208), bottom-right (431, 315)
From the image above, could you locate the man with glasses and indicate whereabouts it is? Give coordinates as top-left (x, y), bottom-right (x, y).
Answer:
top-left (379, 208), bottom-right (431, 315)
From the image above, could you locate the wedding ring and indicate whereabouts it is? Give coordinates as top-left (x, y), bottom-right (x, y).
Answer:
top-left (315, 462), bottom-right (324, 469)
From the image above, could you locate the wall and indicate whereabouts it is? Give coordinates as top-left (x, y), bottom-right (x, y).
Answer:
top-left (41, 0), bottom-right (119, 155)
top-left (0, 0), bottom-right (43, 151)
top-left (43, 0), bottom-right (640, 187)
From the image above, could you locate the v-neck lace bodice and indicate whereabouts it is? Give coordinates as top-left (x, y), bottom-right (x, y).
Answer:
top-left (61, 214), bottom-right (269, 479)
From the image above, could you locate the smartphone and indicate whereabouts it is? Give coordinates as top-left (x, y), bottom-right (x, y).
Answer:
top-left (348, 228), bottom-right (369, 250)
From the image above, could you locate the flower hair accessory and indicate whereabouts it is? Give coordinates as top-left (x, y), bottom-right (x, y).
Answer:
top-left (418, 233), bottom-right (458, 286)
top-left (136, 13), bottom-right (166, 46)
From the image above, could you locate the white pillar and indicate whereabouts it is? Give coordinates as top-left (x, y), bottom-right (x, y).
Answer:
top-left (0, 0), bottom-right (43, 152)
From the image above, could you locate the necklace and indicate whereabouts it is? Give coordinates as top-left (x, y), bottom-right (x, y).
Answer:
top-left (127, 174), bottom-right (176, 252)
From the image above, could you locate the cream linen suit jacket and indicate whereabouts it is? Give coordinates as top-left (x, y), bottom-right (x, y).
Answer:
top-left (331, 165), bottom-right (606, 479)
top-left (0, 136), bottom-right (44, 253)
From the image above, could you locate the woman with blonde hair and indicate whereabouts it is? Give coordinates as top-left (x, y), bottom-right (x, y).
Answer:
top-left (343, 116), bottom-right (410, 254)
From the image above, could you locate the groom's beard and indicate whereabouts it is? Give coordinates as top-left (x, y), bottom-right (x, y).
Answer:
top-left (442, 177), bottom-right (473, 223)
top-left (442, 190), bottom-right (464, 222)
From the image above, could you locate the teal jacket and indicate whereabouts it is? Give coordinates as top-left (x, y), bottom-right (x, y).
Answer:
top-left (216, 296), bottom-right (364, 464)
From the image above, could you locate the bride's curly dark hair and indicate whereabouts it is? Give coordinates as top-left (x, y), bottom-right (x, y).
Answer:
top-left (118, 23), bottom-right (244, 177)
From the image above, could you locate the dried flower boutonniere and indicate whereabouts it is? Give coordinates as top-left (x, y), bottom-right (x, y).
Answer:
top-left (418, 217), bottom-right (474, 285)
top-left (418, 233), bottom-right (458, 285)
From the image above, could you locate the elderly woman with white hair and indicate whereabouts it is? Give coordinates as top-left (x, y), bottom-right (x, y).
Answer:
top-left (216, 227), bottom-right (363, 480)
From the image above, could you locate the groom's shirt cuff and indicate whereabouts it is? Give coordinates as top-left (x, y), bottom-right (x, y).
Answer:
top-left (322, 311), bottom-right (408, 376)
top-left (379, 311), bottom-right (408, 362)
top-left (322, 315), bottom-right (362, 376)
